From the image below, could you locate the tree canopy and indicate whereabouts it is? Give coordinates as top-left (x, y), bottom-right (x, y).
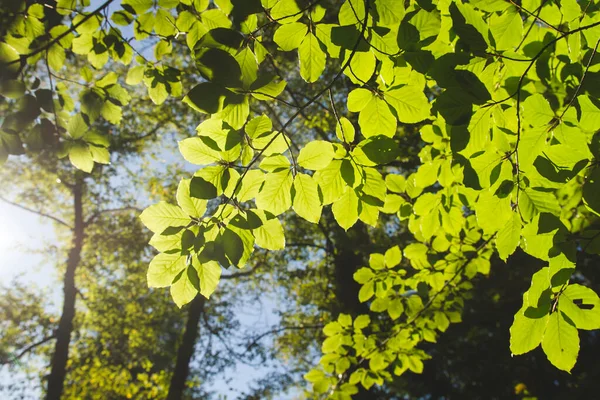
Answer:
top-left (2, 0), bottom-right (600, 398)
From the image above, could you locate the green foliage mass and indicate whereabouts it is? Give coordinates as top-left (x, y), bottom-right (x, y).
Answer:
top-left (2, 0), bottom-right (600, 397)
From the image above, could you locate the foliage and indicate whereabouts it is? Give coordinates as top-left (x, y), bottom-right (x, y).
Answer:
top-left (2, 0), bottom-right (600, 397)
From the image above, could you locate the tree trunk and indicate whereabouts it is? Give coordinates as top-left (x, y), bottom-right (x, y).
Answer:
top-left (167, 295), bottom-right (206, 400)
top-left (332, 222), bottom-right (371, 316)
top-left (45, 178), bottom-right (84, 400)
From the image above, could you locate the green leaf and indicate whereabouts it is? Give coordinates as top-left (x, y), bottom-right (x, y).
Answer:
top-left (336, 117), bottom-right (355, 143)
top-left (385, 174), bottom-right (406, 193)
top-left (235, 47), bottom-right (258, 88)
top-left (68, 143), bottom-right (94, 173)
top-left (149, 230), bottom-right (185, 252)
top-left (388, 299), bottom-right (404, 320)
top-left (67, 114), bottom-right (88, 139)
top-left (413, 161), bottom-right (439, 188)
top-left (183, 82), bottom-right (228, 114)
top-left (249, 74), bottom-right (287, 101)
top-left (496, 211), bottom-right (520, 261)
top-left (521, 214), bottom-right (567, 261)
top-left (453, 1), bottom-right (491, 49)
top-left (374, 0), bottom-right (405, 25)
top-left (352, 136), bottom-right (400, 165)
top-left (292, 173), bottom-right (322, 223)
top-left (370, 253), bottom-right (385, 270)
top-left (359, 281), bottom-right (374, 302)
top-left (0, 80), bottom-right (25, 99)
top-left (314, 160), bottom-right (346, 205)
top-left (577, 95), bottom-right (600, 132)
top-left (245, 114), bottom-right (272, 138)
top-left (256, 169), bottom-right (293, 215)
top-left (353, 267), bottom-right (374, 284)
top-left (348, 88), bottom-right (374, 112)
top-left (299, 32), bottom-right (326, 83)
top-left (384, 245), bottom-right (402, 268)
top-left (123, 0), bottom-right (153, 14)
top-left (384, 85), bottom-right (431, 124)
top-left (559, 284), bottom-right (600, 331)
top-left (510, 267), bottom-right (551, 355)
top-left (195, 260), bottom-right (221, 298)
top-left (221, 228), bottom-right (244, 266)
top-left (410, 9), bottom-right (441, 40)
top-left (519, 188), bottom-right (561, 221)
top-left (190, 166), bottom-right (232, 199)
top-left (147, 252), bottom-right (187, 288)
top-left (178, 137), bottom-right (221, 165)
top-left (541, 311), bottom-right (579, 372)
top-left (270, 0), bottom-right (302, 23)
top-left (583, 168), bottom-right (600, 216)
top-left (140, 201), bottom-right (192, 234)
top-left (89, 145), bottom-right (110, 165)
top-left (215, 94), bottom-right (249, 129)
top-left (346, 50), bottom-right (376, 84)
top-left (354, 315), bottom-right (370, 329)
top-left (273, 22), bottom-right (308, 51)
top-left (332, 188), bottom-right (359, 230)
top-left (305, 369), bottom-right (326, 383)
top-left (297, 140), bottom-right (335, 170)
top-left (254, 217), bottom-right (285, 250)
top-left (474, 189), bottom-right (512, 235)
top-left (252, 131), bottom-right (289, 155)
top-left (260, 154), bottom-right (290, 172)
top-left (360, 167), bottom-right (386, 203)
top-left (360, 96), bottom-right (397, 138)
top-left (170, 266), bottom-right (199, 308)
top-left (201, 8), bottom-right (232, 29)
top-left (489, 6), bottom-right (523, 51)
top-left (177, 178), bottom-right (208, 218)
top-left (522, 94), bottom-right (554, 128)
top-left (235, 169), bottom-right (265, 202)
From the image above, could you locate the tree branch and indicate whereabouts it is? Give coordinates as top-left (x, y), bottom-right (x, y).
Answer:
top-left (217, 0), bottom-right (370, 220)
top-left (559, 38), bottom-right (600, 121)
top-left (0, 195), bottom-right (72, 229)
top-left (1, 334), bottom-right (56, 365)
top-left (287, 242), bottom-right (328, 251)
top-left (84, 206), bottom-right (142, 227)
top-left (244, 324), bottom-right (324, 353)
top-left (118, 118), bottom-right (171, 145)
top-left (221, 260), bottom-right (265, 280)
top-left (334, 234), bottom-right (497, 391)
top-left (4, 0), bottom-right (115, 67)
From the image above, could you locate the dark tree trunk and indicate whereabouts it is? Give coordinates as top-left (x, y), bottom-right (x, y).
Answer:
top-left (331, 221), bottom-right (383, 400)
top-left (46, 178), bottom-right (84, 400)
top-left (332, 222), bottom-right (371, 316)
top-left (167, 295), bottom-right (206, 400)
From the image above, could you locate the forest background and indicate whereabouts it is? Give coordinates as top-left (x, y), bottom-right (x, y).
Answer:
top-left (1, 0), bottom-right (600, 399)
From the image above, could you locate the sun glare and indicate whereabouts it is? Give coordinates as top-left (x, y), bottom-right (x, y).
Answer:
top-left (0, 204), bottom-right (20, 251)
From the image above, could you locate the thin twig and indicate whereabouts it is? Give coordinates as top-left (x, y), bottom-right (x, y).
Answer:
top-left (217, 0), bottom-right (371, 221)
top-left (244, 324), bottom-right (324, 353)
top-left (287, 242), bottom-right (328, 251)
top-left (509, 0), bottom-right (564, 33)
top-left (333, 234), bottom-right (496, 391)
top-left (250, 0), bottom-right (323, 37)
top-left (221, 260), bottom-right (265, 280)
top-left (84, 206), bottom-right (141, 227)
top-left (507, 20), bottom-right (600, 208)
top-left (0, 195), bottom-right (72, 229)
top-left (1, 334), bottom-right (56, 365)
top-left (558, 38), bottom-right (600, 121)
top-left (3, 0), bottom-right (115, 67)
